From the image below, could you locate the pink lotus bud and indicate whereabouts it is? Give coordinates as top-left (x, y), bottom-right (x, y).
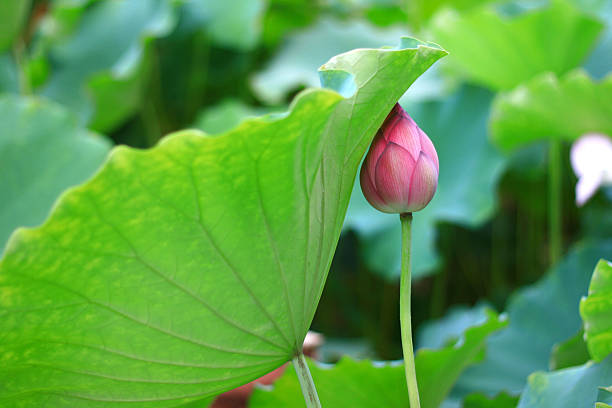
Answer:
top-left (360, 103), bottom-right (439, 214)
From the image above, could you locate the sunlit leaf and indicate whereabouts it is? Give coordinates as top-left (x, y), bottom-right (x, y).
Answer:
top-left (250, 310), bottom-right (506, 408)
top-left (580, 259), bottom-right (612, 362)
top-left (0, 95), bottom-right (111, 254)
top-left (0, 40), bottom-right (446, 406)
top-left (491, 70), bottom-right (612, 151)
top-left (430, 0), bottom-right (604, 90)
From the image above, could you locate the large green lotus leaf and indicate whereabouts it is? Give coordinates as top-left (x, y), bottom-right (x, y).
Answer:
top-left (452, 240), bottom-right (612, 397)
top-left (37, 0), bottom-right (176, 131)
top-left (0, 0), bottom-right (30, 52)
top-left (0, 95), bottom-right (111, 254)
top-left (252, 17), bottom-right (408, 104)
top-left (344, 85), bottom-right (506, 279)
top-left (491, 70), bottom-right (612, 151)
top-left (580, 259), bottom-right (612, 362)
top-left (0, 40), bottom-right (446, 407)
top-left (517, 354), bottom-right (612, 408)
top-left (250, 310), bottom-right (506, 408)
top-left (430, 0), bottom-right (604, 90)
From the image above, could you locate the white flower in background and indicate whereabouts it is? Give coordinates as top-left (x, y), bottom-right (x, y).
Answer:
top-left (570, 133), bottom-right (612, 206)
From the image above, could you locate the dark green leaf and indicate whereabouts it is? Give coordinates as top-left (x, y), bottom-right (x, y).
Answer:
top-left (0, 95), bottom-right (111, 254)
top-left (454, 241), bottom-right (612, 397)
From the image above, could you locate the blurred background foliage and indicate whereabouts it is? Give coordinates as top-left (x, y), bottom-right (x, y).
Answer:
top-left (1, 0), bottom-right (611, 406)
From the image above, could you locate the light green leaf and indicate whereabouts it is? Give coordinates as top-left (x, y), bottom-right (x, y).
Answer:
top-left (549, 330), bottom-right (590, 370)
top-left (252, 17), bottom-right (408, 104)
top-left (580, 259), bottom-right (612, 362)
top-left (0, 40), bottom-right (446, 406)
top-left (0, 95), bottom-right (111, 254)
top-left (491, 70), bottom-right (612, 151)
top-left (344, 85), bottom-right (506, 279)
top-left (430, 0), bottom-right (604, 90)
top-left (517, 355), bottom-right (612, 408)
top-left (0, 0), bottom-right (31, 52)
top-left (37, 0), bottom-right (177, 131)
top-left (454, 241), bottom-right (612, 397)
top-left (250, 310), bottom-right (507, 408)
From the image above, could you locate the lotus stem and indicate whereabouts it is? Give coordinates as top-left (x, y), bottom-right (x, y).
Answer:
top-left (400, 212), bottom-right (421, 408)
top-left (293, 352), bottom-right (321, 408)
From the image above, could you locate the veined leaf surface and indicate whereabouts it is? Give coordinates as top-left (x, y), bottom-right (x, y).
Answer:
top-left (0, 40), bottom-right (446, 407)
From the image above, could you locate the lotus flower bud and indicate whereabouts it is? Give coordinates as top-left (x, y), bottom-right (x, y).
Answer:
top-left (360, 103), bottom-right (439, 214)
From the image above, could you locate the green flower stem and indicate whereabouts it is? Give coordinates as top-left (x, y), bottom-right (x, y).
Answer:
top-left (293, 352), bottom-right (321, 408)
top-left (548, 140), bottom-right (562, 265)
top-left (400, 212), bottom-right (421, 408)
